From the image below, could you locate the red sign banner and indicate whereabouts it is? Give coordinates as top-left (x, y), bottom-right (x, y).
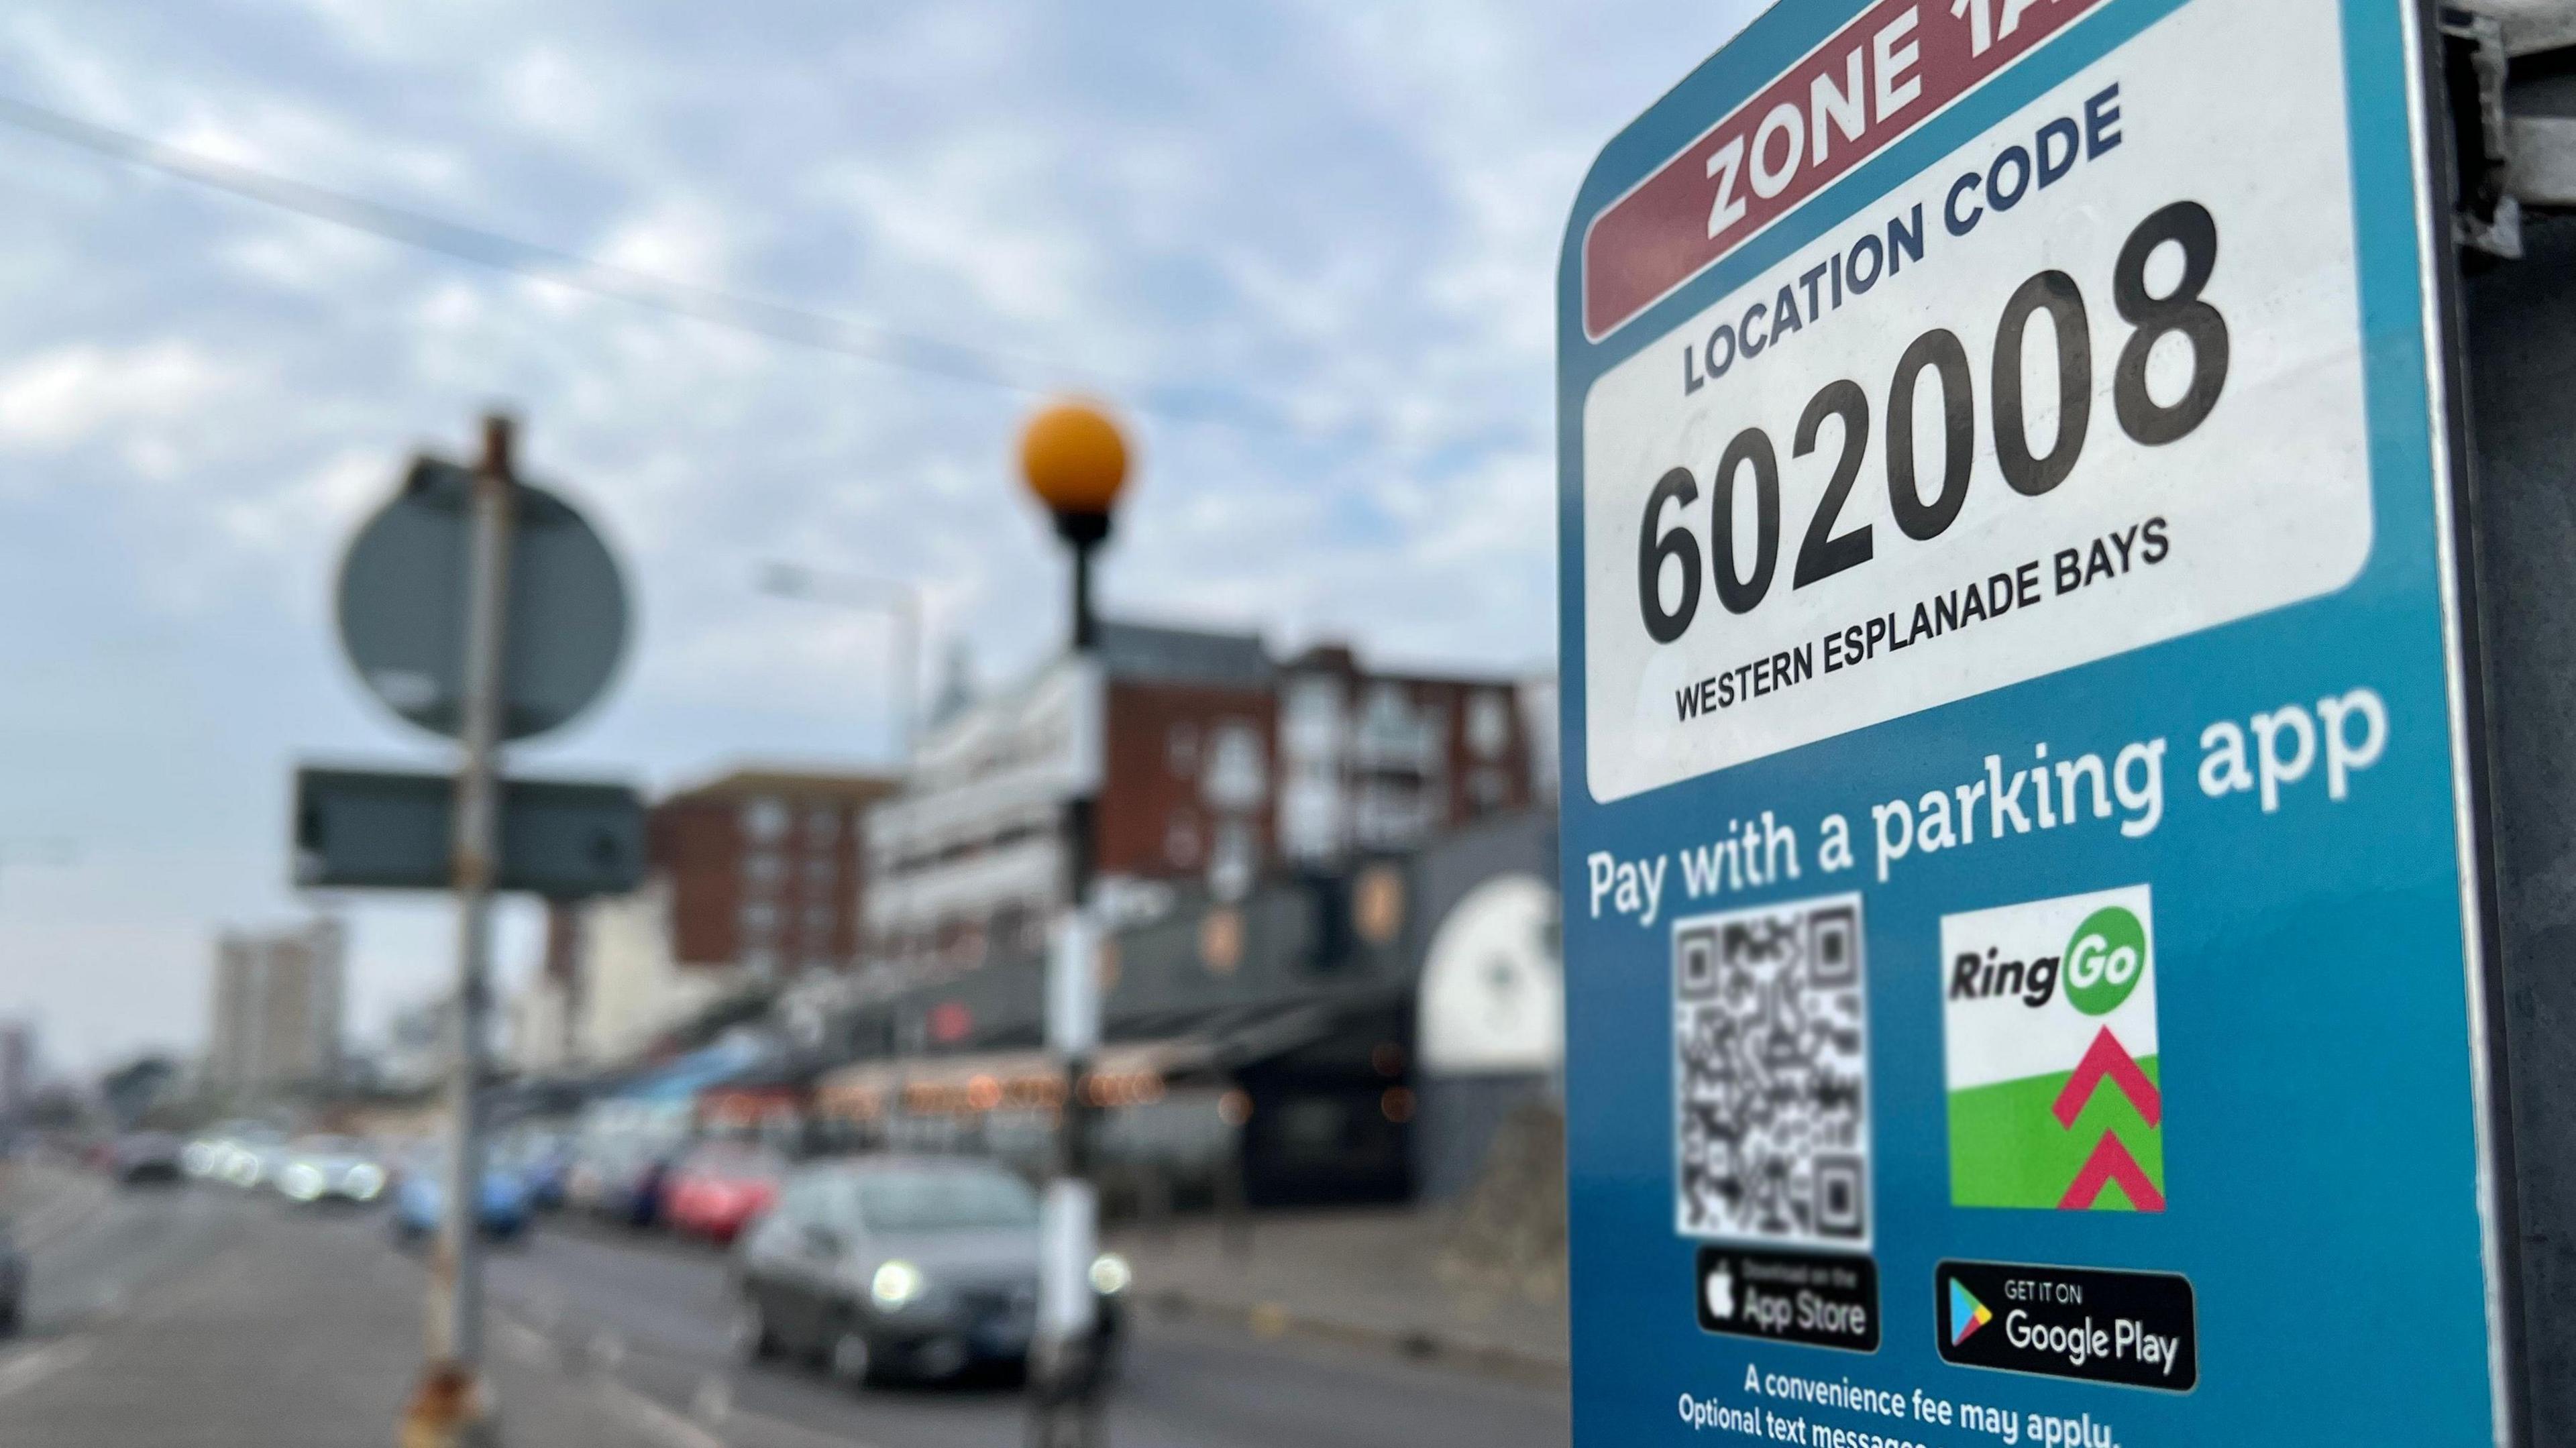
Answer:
top-left (1581, 0), bottom-right (2110, 341)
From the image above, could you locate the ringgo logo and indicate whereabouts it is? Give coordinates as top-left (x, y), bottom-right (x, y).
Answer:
top-left (2063, 905), bottom-right (2146, 1016)
top-left (1941, 886), bottom-right (2163, 1212)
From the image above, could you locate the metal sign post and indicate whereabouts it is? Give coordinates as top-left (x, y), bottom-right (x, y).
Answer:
top-left (427, 416), bottom-right (514, 1438)
top-left (327, 414), bottom-right (631, 1448)
top-left (1559, 2), bottom-right (2532, 1445)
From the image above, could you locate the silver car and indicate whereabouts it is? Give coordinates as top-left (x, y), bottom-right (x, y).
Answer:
top-left (730, 1158), bottom-right (1125, 1384)
top-left (273, 1135), bottom-right (387, 1205)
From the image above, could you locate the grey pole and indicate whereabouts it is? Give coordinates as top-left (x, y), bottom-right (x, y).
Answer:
top-left (891, 585), bottom-right (919, 765)
top-left (423, 413), bottom-right (516, 1439)
top-left (755, 563), bottom-right (923, 767)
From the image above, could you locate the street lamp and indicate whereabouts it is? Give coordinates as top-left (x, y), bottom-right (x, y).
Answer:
top-left (1020, 399), bottom-right (1130, 651)
top-left (1019, 398), bottom-right (1128, 1448)
top-left (755, 562), bottom-right (922, 766)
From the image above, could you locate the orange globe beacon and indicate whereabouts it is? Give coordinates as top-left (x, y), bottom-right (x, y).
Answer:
top-left (1018, 400), bottom-right (1130, 518)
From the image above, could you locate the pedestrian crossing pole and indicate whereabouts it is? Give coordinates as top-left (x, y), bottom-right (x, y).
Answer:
top-left (1018, 400), bottom-right (1129, 1448)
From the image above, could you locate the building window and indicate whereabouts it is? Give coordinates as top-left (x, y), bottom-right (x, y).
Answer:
top-left (1466, 690), bottom-right (1511, 761)
top-left (742, 797), bottom-right (790, 844)
top-left (1355, 684), bottom-right (1437, 772)
top-left (1165, 814), bottom-right (1203, 868)
top-left (1167, 722), bottom-right (1201, 777)
top-left (806, 807), bottom-right (841, 845)
top-left (744, 852), bottom-right (786, 892)
top-left (741, 901), bottom-right (780, 940)
top-left (1281, 675), bottom-right (1345, 758)
top-left (1210, 820), bottom-right (1256, 901)
top-left (1203, 720), bottom-right (1265, 810)
top-left (804, 905), bottom-right (833, 936)
top-left (804, 857), bottom-right (837, 891)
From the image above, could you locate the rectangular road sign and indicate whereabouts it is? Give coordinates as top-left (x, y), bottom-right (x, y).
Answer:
top-left (1560, 3), bottom-right (2521, 1445)
top-left (292, 766), bottom-right (645, 898)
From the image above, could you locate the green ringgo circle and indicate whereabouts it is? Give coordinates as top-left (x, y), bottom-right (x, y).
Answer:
top-left (2062, 905), bottom-right (2148, 1016)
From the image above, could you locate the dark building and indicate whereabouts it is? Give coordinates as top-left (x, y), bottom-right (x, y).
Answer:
top-left (822, 808), bottom-right (1562, 1209)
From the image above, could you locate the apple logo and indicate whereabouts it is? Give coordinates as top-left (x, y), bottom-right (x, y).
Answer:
top-left (1704, 1261), bottom-right (1735, 1321)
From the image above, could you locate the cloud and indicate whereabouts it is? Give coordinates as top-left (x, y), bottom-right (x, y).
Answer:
top-left (0, 0), bottom-right (1767, 1068)
top-left (0, 339), bottom-right (230, 450)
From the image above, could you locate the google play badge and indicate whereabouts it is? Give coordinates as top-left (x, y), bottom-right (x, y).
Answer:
top-left (1949, 1279), bottom-right (1994, 1346)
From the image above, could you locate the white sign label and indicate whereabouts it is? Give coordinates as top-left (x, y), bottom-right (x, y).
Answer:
top-left (1581, 0), bottom-right (2371, 802)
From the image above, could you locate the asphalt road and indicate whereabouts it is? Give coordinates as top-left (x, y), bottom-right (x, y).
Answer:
top-left (0, 1175), bottom-right (1572, 1448)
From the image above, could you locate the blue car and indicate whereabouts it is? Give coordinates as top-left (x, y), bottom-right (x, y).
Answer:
top-left (498, 1128), bottom-right (571, 1211)
top-left (391, 1152), bottom-right (533, 1244)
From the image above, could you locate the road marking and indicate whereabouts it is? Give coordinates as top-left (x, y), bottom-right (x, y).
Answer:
top-left (691, 1374), bottom-right (731, 1425)
top-left (0, 1339), bottom-right (92, 1399)
top-left (592, 1373), bottom-right (731, 1448)
top-left (724, 1400), bottom-right (887, 1448)
top-left (498, 1317), bottom-right (557, 1369)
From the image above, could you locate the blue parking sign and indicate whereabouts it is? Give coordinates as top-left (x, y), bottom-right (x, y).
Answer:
top-left (1558, 1), bottom-right (2522, 1443)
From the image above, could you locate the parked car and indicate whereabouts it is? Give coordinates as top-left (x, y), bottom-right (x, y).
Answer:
top-left (731, 1158), bottom-right (1126, 1384)
top-left (661, 1141), bottom-right (786, 1245)
top-left (108, 1131), bottom-right (185, 1186)
top-left (211, 1125), bottom-right (288, 1190)
top-left (274, 1135), bottom-right (387, 1205)
top-left (390, 1150), bottom-right (532, 1244)
top-left (0, 1219), bottom-right (23, 1335)
top-left (570, 1139), bottom-right (673, 1229)
top-left (499, 1125), bottom-right (571, 1211)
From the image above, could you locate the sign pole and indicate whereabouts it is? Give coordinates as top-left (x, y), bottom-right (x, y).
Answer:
top-left (409, 414), bottom-right (515, 1446)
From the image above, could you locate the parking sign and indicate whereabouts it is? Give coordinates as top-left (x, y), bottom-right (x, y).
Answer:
top-left (1560, 2), bottom-right (2522, 1443)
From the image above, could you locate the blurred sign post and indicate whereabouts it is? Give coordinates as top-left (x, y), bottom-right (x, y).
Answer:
top-left (325, 414), bottom-right (629, 1448)
top-left (1019, 400), bottom-right (1129, 1448)
top-left (1558, 3), bottom-right (2545, 1445)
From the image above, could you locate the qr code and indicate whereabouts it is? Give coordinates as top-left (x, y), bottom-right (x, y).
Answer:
top-left (1674, 893), bottom-right (1870, 1248)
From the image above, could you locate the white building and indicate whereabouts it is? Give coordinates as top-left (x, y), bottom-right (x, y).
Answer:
top-left (205, 919), bottom-right (345, 1097)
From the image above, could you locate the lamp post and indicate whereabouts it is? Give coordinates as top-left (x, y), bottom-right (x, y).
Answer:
top-left (1019, 399), bottom-right (1128, 1448)
top-left (755, 562), bottom-right (922, 766)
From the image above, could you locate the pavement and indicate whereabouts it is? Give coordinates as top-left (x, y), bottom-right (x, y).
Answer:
top-left (1103, 1207), bottom-right (1570, 1378)
top-left (0, 1163), bottom-right (1572, 1447)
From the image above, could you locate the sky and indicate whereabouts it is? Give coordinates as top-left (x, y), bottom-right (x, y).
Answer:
top-left (0, 0), bottom-right (1762, 1074)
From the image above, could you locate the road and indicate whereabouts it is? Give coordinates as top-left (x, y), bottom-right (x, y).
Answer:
top-left (0, 1176), bottom-right (1571, 1447)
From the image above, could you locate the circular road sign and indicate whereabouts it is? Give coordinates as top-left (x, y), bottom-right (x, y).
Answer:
top-left (335, 456), bottom-right (629, 741)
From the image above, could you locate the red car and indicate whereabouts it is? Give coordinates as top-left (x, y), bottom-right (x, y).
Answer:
top-left (659, 1142), bottom-right (786, 1244)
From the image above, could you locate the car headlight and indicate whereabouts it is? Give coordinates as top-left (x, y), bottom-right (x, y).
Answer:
top-left (871, 1259), bottom-right (924, 1311)
top-left (1088, 1252), bottom-right (1132, 1296)
top-left (282, 1164), bottom-right (324, 1202)
top-left (345, 1164), bottom-right (385, 1200)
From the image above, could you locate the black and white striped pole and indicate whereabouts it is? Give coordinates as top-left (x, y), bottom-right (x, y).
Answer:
top-left (1019, 400), bottom-right (1128, 1448)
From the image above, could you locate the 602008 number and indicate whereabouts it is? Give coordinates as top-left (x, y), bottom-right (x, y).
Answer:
top-left (1637, 202), bottom-right (2229, 645)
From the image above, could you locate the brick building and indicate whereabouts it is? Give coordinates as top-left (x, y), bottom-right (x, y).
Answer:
top-left (864, 620), bottom-right (1543, 977)
top-left (517, 769), bottom-right (895, 1071)
top-left (650, 769), bottom-right (894, 977)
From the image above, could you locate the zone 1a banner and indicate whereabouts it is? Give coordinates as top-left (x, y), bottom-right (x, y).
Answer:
top-left (1557, 2), bottom-right (2525, 1446)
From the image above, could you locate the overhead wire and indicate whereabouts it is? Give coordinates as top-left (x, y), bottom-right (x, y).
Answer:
top-left (0, 93), bottom-right (1317, 438)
